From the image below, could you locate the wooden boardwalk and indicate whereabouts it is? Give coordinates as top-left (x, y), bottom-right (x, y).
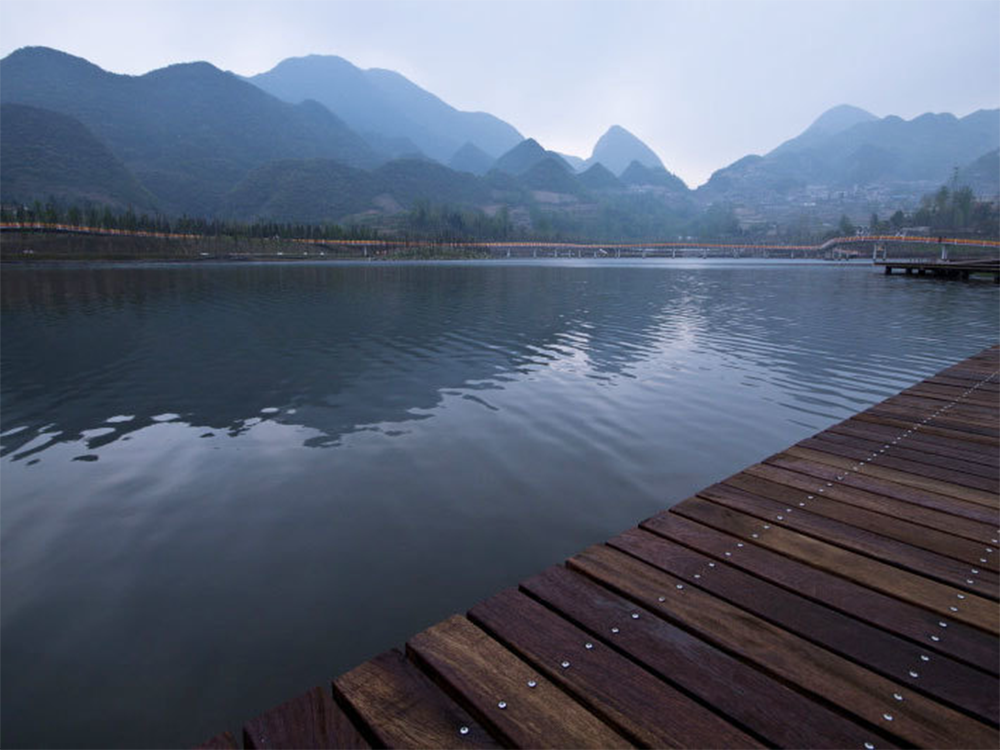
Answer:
top-left (202, 346), bottom-right (999, 749)
top-left (875, 258), bottom-right (1000, 282)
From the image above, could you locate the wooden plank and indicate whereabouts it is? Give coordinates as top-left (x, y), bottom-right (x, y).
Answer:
top-left (925, 375), bottom-right (1000, 392)
top-left (811, 430), bottom-right (999, 479)
top-left (744, 461), bottom-right (1000, 549)
top-left (469, 588), bottom-right (761, 748)
top-left (671, 497), bottom-right (999, 634)
top-left (865, 398), bottom-right (999, 428)
top-left (568, 544), bottom-right (999, 749)
top-left (724, 470), bottom-right (1000, 571)
top-left (641, 510), bottom-right (1000, 673)
top-left (519, 566), bottom-right (889, 749)
top-left (903, 385), bottom-right (998, 407)
top-left (697, 482), bottom-right (1000, 598)
top-left (796, 436), bottom-right (999, 492)
top-left (864, 404), bottom-right (999, 438)
top-left (826, 420), bottom-right (1000, 469)
top-left (885, 394), bottom-right (998, 420)
top-left (764, 452), bottom-right (1000, 526)
top-left (608, 527), bottom-right (999, 725)
top-left (785, 446), bottom-right (999, 506)
top-left (242, 686), bottom-right (369, 749)
top-left (333, 648), bottom-right (499, 749)
top-left (855, 411), bottom-right (1000, 447)
top-left (406, 615), bottom-right (631, 748)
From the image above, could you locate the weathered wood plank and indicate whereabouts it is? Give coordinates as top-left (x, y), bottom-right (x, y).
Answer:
top-left (724, 470), bottom-right (1000, 571)
top-left (744, 461), bottom-right (1000, 548)
top-left (469, 588), bottom-right (761, 748)
top-left (242, 686), bottom-right (369, 749)
top-left (854, 410), bottom-right (1000, 446)
top-left (519, 565), bottom-right (888, 749)
top-left (785, 446), bottom-right (999, 506)
top-left (407, 615), bottom-right (631, 748)
top-left (810, 430), bottom-right (999, 479)
top-left (796, 436), bottom-right (999, 492)
top-left (697, 482), bottom-right (1000, 598)
top-left (568, 544), bottom-right (999, 749)
top-left (825, 420), bottom-right (1000, 469)
top-left (671, 497), bottom-right (999, 633)
top-left (333, 648), bottom-right (499, 749)
top-left (608, 527), bottom-right (999, 725)
top-left (763, 452), bottom-right (999, 526)
top-left (641, 510), bottom-right (1000, 673)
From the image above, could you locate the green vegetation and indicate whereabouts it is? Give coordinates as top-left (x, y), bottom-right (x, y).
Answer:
top-left (0, 200), bottom-right (379, 241)
top-left (867, 185), bottom-right (999, 236)
top-left (0, 103), bottom-right (156, 211)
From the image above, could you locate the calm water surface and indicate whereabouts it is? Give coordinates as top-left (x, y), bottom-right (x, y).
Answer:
top-left (2, 259), bottom-right (998, 747)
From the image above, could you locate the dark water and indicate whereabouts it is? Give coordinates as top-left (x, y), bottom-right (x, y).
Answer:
top-left (1, 260), bottom-right (997, 748)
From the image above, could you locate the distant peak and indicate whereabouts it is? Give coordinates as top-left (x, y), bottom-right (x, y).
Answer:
top-left (2, 45), bottom-right (104, 71)
top-left (588, 125), bottom-right (664, 175)
top-left (805, 104), bottom-right (878, 135)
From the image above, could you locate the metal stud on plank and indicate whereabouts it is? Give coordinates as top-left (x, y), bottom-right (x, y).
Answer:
top-left (527, 680), bottom-right (537, 688)
top-left (459, 726), bottom-right (470, 735)
top-left (560, 661), bottom-right (570, 669)
top-left (498, 701), bottom-right (507, 709)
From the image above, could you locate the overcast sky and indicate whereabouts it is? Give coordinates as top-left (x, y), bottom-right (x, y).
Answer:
top-left (2, 0), bottom-right (997, 186)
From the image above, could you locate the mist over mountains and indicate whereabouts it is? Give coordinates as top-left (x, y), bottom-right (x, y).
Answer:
top-left (1, 45), bottom-right (997, 239)
top-left (248, 54), bottom-right (523, 162)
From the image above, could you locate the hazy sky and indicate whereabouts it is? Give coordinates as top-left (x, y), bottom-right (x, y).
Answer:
top-left (2, 0), bottom-right (997, 186)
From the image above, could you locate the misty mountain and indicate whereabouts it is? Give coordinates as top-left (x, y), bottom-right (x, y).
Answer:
top-left (0, 46), bottom-right (378, 215)
top-left (556, 152), bottom-right (587, 172)
top-left (770, 104), bottom-right (878, 155)
top-left (0, 103), bottom-right (156, 210)
top-left (619, 161), bottom-right (688, 192)
top-left (492, 138), bottom-right (571, 176)
top-left (222, 157), bottom-right (492, 224)
top-left (222, 159), bottom-right (376, 222)
top-left (956, 149), bottom-right (1000, 198)
top-left (248, 55), bottom-right (522, 163)
top-left (518, 157), bottom-right (581, 194)
top-left (448, 142), bottom-right (495, 175)
top-left (577, 163), bottom-right (622, 191)
top-left (586, 125), bottom-right (665, 176)
top-left (701, 105), bottom-right (1000, 200)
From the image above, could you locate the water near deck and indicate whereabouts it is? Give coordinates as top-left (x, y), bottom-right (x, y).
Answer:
top-left (2, 259), bottom-right (997, 748)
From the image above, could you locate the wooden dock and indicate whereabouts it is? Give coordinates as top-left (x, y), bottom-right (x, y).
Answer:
top-left (875, 258), bottom-right (1000, 282)
top-left (202, 346), bottom-right (999, 749)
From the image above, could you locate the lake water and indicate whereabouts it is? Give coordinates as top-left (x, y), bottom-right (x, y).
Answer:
top-left (2, 259), bottom-right (997, 748)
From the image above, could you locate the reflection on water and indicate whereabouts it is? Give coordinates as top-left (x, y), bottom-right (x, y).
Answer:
top-left (2, 260), bottom-right (997, 747)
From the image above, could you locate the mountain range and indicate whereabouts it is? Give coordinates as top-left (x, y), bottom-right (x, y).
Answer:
top-left (247, 55), bottom-right (524, 163)
top-left (1, 46), bottom-right (997, 237)
top-left (700, 104), bottom-right (999, 203)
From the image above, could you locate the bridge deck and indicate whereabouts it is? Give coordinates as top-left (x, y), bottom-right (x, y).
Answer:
top-left (202, 346), bottom-right (1000, 750)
